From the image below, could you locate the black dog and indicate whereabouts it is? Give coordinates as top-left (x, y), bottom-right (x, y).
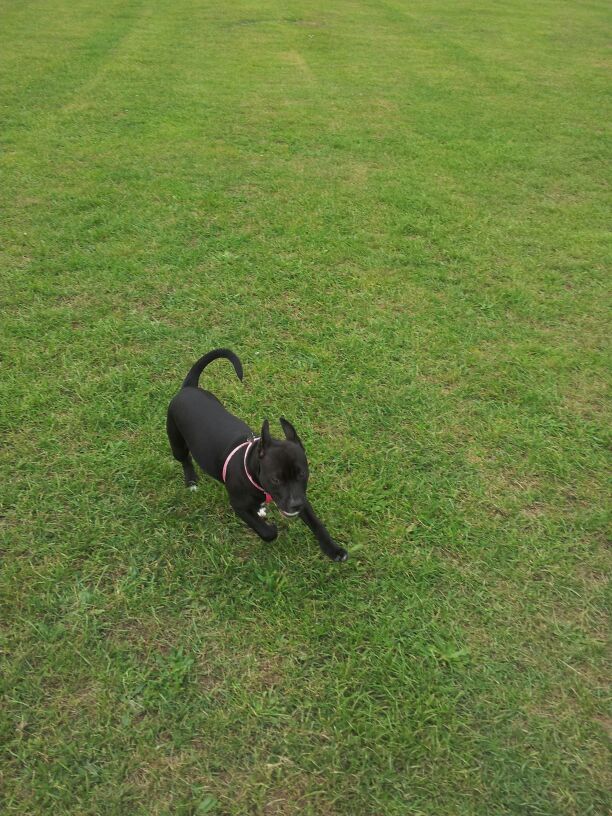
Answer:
top-left (166, 349), bottom-right (348, 562)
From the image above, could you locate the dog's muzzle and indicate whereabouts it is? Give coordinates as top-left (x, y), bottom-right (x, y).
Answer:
top-left (279, 509), bottom-right (300, 518)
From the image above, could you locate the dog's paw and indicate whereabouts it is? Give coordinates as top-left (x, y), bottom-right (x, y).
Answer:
top-left (260, 524), bottom-right (278, 543)
top-left (332, 547), bottom-right (349, 562)
top-left (185, 473), bottom-right (199, 490)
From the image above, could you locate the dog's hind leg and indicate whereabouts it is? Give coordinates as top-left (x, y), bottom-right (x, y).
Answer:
top-left (166, 412), bottom-right (199, 490)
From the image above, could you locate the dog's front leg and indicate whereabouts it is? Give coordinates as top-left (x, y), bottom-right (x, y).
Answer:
top-left (299, 501), bottom-right (348, 562)
top-left (230, 498), bottom-right (278, 542)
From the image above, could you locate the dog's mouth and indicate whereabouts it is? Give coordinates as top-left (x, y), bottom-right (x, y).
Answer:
top-left (279, 509), bottom-right (301, 518)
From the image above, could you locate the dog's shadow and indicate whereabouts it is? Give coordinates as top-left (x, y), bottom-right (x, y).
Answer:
top-left (153, 483), bottom-right (351, 611)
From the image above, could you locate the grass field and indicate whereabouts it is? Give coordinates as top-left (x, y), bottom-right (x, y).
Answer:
top-left (1, 1), bottom-right (610, 814)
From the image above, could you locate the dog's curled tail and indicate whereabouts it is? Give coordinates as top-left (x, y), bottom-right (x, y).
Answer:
top-left (182, 348), bottom-right (244, 388)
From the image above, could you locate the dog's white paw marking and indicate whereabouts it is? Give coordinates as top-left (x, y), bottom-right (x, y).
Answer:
top-left (189, 484), bottom-right (198, 492)
top-left (257, 504), bottom-right (267, 518)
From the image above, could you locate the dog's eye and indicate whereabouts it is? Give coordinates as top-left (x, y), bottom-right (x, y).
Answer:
top-left (270, 477), bottom-right (281, 486)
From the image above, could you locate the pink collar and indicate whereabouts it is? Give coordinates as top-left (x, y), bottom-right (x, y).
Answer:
top-left (221, 437), bottom-right (272, 503)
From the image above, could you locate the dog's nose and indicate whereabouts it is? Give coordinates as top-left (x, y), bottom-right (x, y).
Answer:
top-left (286, 501), bottom-right (304, 514)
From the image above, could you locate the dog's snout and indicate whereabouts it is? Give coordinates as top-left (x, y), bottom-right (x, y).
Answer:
top-left (284, 499), bottom-right (305, 515)
top-left (280, 501), bottom-right (304, 518)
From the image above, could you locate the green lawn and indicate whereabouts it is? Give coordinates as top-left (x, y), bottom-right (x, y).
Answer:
top-left (1, 1), bottom-right (610, 814)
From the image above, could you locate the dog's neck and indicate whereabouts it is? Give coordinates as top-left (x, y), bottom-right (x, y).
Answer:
top-left (245, 439), bottom-right (274, 504)
top-left (244, 438), bottom-right (265, 491)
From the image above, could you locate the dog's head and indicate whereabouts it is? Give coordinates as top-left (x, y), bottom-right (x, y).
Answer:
top-left (257, 417), bottom-right (309, 518)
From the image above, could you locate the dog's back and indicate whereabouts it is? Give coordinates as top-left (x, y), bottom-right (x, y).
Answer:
top-left (168, 386), bottom-right (251, 480)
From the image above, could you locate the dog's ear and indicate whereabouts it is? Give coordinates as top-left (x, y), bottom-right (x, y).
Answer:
top-left (279, 417), bottom-right (304, 449)
top-left (258, 419), bottom-right (271, 458)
